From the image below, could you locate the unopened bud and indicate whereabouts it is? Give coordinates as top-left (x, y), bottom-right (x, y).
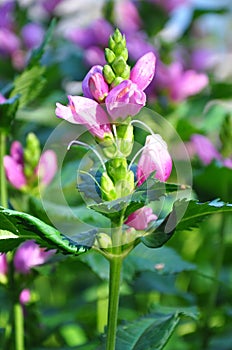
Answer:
top-left (101, 172), bottom-right (117, 201)
top-left (95, 233), bottom-right (112, 249)
top-left (121, 48), bottom-right (128, 62)
top-left (106, 157), bottom-right (128, 182)
top-left (109, 36), bottom-right (116, 50)
top-left (112, 28), bottom-right (123, 43)
top-left (114, 42), bottom-right (125, 56)
top-left (115, 170), bottom-right (134, 197)
top-left (121, 65), bottom-right (130, 79)
top-left (103, 64), bottom-right (116, 84)
top-left (24, 133), bottom-right (40, 168)
top-left (116, 124), bottom-right (134, 157)
top-left (112, 57), bottom-right (127, 76)
top-left (105, 48), bottom-right (115, 64)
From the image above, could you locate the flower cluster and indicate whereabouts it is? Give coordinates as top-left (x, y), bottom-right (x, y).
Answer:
top-left (56, 28), bottom-right (172, 233)
top-left (4, 132), bottom-right (57, 192)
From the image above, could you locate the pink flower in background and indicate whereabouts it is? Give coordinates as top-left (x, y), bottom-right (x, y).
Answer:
top-left (4, 140), bottom-right (57, 190)
top-left (14, 240), bottom-right (54, 274)
top-left (0, 93), bottom-right (7, 103)
top-left (125, 207), bottom-right (157, 230)
top-left (19, 289), bottom-right (31, 304)
top-left (55, 95), bottom-right (112, 139)
top-left (115, 0), bottom-right (141, 33)
top-left (190, 134), bottom-right (232, 169)
top-left (191, 48), bottom-right (216, 72)
top-left (151, 0), bottom-right (189, 12)
top-left (106, 52), bottom-right (156, 119)
top-left (156, 61), bottom-right (208, 102)
top-left (0, 28), bottom-right (20, 55)
top-left (41, 0), bottom-right (64, 13)
top-left (137, 134), bottom-right (172, 186)
top-left (21, 23), bottom-right (45, 50)
top-left (0, 254), bottom-right (8, 277)
top-left (0, 0), bottom-right (15, 30)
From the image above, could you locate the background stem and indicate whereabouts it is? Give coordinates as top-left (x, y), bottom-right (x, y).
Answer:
top-left (0, 131), bottom-right (8, 207)
top-left (14, 302), bottom-right (25, 350)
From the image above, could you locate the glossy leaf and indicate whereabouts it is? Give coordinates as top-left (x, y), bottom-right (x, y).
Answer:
top-left (115, 312), bottom-right (181, 350)
top-left (0, 206), bottom-right (96, 255)
top-left (142, 199), bottom-right (232, 248)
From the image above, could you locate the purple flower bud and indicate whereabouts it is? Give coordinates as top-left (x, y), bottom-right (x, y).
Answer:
top-left (14, 240), bottom-right (54, 274)
top-left (82, 65), bottom-right (108, 101)
top-left (105, 80), bottom-right (146, 120)
top-left (37, 150), bottom-right (58, 186)
top-left (55, 95), bottom-right (112, 139)
top-left (191, 134), bottom-right (221, 165)
top-left (19, 289), bottom-right (31, 305)
top-left (130, 52), bottom-right (156, 91)
top-left (0, 254), bottom-right (8, 277)
top-left (0, 1), bottom-right (15, 30)
top-left (89, 73), bottom-right (109, 102)
top-left (125, 206), bottom-right (157, 230)
top-left (21, 23), bottom-right (45, 50)
top-left (137, 134), bottom-right (172, 186)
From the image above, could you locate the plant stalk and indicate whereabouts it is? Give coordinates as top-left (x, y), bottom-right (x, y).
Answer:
top-left (0, 131), bottom-right (8, 208)
top-left (106, 256), bottom-right (123, 350)
top-left (14, 302), bottom-right (25, 350)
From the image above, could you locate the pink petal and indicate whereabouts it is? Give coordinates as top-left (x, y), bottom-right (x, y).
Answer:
top-left (191, 134), bottom-right (221, 165)
top-left (130, 52), bottom-right (156, 91)
top-left (82, 65), bottom-right (104, 99)
top-left (0, 254), bottom-right (8, 276)
top-left (105, 80), bottom-right (146, 120)
top-left (125, 207), bottom-right (157, 230)
top-left (4, 155), bottom-right (26, 189)
top-left (10, 141), bottom-right (24, 165)
top-left (137, 134), bottom-right (172, 186)
top-left (55, 103), bottom-right (76, 123)
top-left (37, 150), bottom-right (57, 186)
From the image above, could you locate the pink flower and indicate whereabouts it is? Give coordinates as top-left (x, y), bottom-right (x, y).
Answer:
top-left (0, 254), bottom-right (8, 277)
top-left (14, 240), bottom-right (54, 274)
top-left (4, 141), bottom-right (26, 189)
top-left (4, 140), bottom-right (57, 190)
top-left (115, 0), bottom-right (141, 33)
top-left (0, 93), bottom-right (7, 103)
top-left (19, 289), bottom-right (31, 304)
top-left (37, 150), bottom-right (58, 186)
top-left (0, 28), bottom-right (20, 55)
top-left (156, 61), bottom-right (208, 102)
top-left (105, 52), bottom-right (156, 120)
top-left (125, 206), bottom-right (157, 230)
top-left (223, 158), bottom-right (232, 169)
top-left (55, 95), bottom-right (112, 139)
top-left (137, 134), bottom-right (172, 186)
top-left (106, 80), bottom-right (146, 120)
top-left (82, 65), bottom-right (109, 102)
top-left (191, 134), bottom-right (221, 165)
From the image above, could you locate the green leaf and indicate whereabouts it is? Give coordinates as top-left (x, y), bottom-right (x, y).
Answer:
top-left (0, 206), bottom-right (96, 255)
top-left (115, 312), bottom-right (181, 350)
top-left (89, 178), bottom-right (184, 222)
top-left (0, 95), bottom-right (20, 133)
top-left (28, 18), bottom-right (56, 68)
top-left (142, 199), bottom-right (232, 248)
top-left (9, 65), bottom-right (46, 108)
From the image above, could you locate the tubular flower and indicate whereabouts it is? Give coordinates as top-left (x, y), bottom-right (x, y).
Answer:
top-left (125, 207), bottom-right (157, 230)
top-left (137, 134), bottom-right (172, 186)
top-left (106, 52), bottom-right (156, 120)
top-left (14, 240), bottom-right (54, 274)
top-left (55, 95), bottom-right (112, 139)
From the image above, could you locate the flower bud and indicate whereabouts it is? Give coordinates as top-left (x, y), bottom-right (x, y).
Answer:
top-left (111, 77), bottom-right (124, 87)
top-left (121, 48), bottom-right (129, 62)
top-left (112, 57), bottom-right (127, 76)
top-left (106, 157), bottom-right (128, 182)
top-left (24, 133), bottom-right (41, 169)
top-left (95, 233), bottom-right (112, 249)
top-left (114, 42), bottom-right (125, 56)
top-left (112, 28), bottom-right (123, 43)
top-left (220, 114), bottom-right (232, 158)
top-left (115, 170), bottom-right (134, 197)
top-left (103, 64), bottom-right (116, 84)
top-left (105, 48), bottom-right (116, 64)
top-left (109, 36), bottom-right (116, 50)
top-left (116, 124), bottom-right (134, 157)
top-left (101, 172), bottom-right (117, 201)
top-left (89, 72), bottom-right (109, 102)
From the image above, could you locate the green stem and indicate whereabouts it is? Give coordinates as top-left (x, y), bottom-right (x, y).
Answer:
top-left (106, 256), bottom-right (123, 350)
top-left (14, 302), bottom-right (25, 350)
top-left (0, 131), bottom-right (8, 207)
top-left (201, 213), bottom-right (228, 348)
